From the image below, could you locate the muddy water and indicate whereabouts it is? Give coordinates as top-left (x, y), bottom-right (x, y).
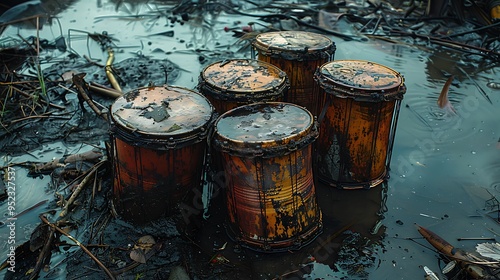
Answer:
top-left (1, 0), bottom-right (500, 279)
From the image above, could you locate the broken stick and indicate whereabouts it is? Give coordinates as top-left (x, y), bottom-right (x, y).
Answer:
top-left (39, 215), bottom-right (116, 280)
top-left (33, 149), bottom-right (103, 174)
top-left (60, 160), bottom-right (106, 217)
top-left (72, 73), bottom-right (109, 121)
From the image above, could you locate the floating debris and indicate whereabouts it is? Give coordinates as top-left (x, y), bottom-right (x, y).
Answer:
top-left (437, 75), bottom-right (456, 115)
top-left (441, 260), bottom-right (456, 274)
top-left (423, 265), bottom-right (440, 280)
top-left (457, 237), bottom-right (496, 241)
top-left (130, 235), bottom-right (156, 264)
top-left (486, 82), bottom-right (500, 89)
top-left (416, 224), bottom-right (500, 279)
top-left (476, 243), bottom-right (500, 261)
top-left (419, 213), bottom-right (440, 220)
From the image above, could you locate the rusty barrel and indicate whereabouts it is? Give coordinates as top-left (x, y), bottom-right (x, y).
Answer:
top-left (197, 59), bottom-right (289, 114)
top-left (110, 85), bottom-right (215, 224)
top-left (213, 102), bottom-right (322, 252)
top-left (488, 0), bottom-right (500, 21)
top-left (252, 31), bottom-right (336, 116)
top-left (314, 60), bottom-right (406, 189)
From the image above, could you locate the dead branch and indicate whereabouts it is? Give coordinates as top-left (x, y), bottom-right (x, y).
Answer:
top-left (9, 112), bottom-right (71, 125)
top-left (10, 86), bottom-right (66, 110)
top-left (39, 215), bottom-right (116, 280)
top-left (29, 225), bottom-right (56, 280)
top-left (72, 73), bottom-right (109, 121)
top-left (88, 82), bottom-right (122, 99)
top-left (60, 160), bottom-right (106, 217)
top-left (33, 149), bottom-right (103, 173)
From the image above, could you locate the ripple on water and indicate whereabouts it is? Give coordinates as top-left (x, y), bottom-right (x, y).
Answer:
top-left (400, 48), bottom-right (498, 144)
top-left (486, 160), bottom-right (500, 192)
top-left (402, 81), bottom-right (488, 147)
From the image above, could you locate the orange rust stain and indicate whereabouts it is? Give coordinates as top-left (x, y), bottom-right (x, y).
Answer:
top-left (112, 137), bottom-right (206, 223)
top-left (257, 55), bottom-right (327, 116)
top-left (221, 145), bottom-right (321, 250)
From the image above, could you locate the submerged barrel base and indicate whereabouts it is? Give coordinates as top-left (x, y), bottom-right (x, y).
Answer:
top-left (214, 102), bottom-right (323, 253)
top-left (109, 85), bottom-right (214, 225)
top-left (317, 170), bottom-right (388, 190)
top-left (111, 137), bottom-right (206, 224)
top-left (225, 217), bottom-right (323, 253)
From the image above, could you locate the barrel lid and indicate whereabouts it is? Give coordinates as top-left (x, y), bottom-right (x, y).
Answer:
top-left (319, 60), bottom-right (403, 91)
top-left (215, 102), bottom-right (312, 144)
top-left (111, 85), bottom-right (213, 136)
top-left (201, 59), bottom-right (287, 93)
top-left (254, 31), bottom-right (333, 53)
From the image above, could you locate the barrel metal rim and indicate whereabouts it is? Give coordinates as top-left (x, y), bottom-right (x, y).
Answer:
top-left (198, 59), bottom-right (289, 102)
top-left (214, 102), bottom-right (318, 157)
top-left (252, 31), bottom-right (336, 60)
top-left (315, 59), bottom-right (406, 102)
top-left (110, 85), bottom-right (215, 149)
top-left (111, 85), bottom-right (214, 137)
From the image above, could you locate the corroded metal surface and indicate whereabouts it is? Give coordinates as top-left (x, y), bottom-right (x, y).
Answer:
top-left (314, 60), bottom-right (406, 189)
top-left (198, 59), bottom-right (288, 113)
top-left (110, 85), bottom-right (214, 224)
top-left (111, 85), bottom-right (213, 137)
top-left (252, 31), bottom-right (336, 116)
top-left (315, 60), bottom-right (406, 101)
top-left (253, 31), bottom-right (335, 60)
top-left (214, 102), bottom-right (322, 251)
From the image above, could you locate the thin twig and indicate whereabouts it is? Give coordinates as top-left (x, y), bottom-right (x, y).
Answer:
top-left (60, 160), bottom-right (106, 217)
top-left (0, 80), bottom-right (41, 85)
top-left (29, 225), bottom-right (56, 280)
top-left (39, 215), bottom-right (116, 280)
top-left (457, 66), bottom-right (492, 104)
top-left (71, 74), bottom-right (109, 121)
top-left (443, 20), bottom-right (500, 38)
top-left (10, 86), bottom-right (65, 110)
top-left (8, 113), bottom-right (71, 124)
top-left (388, 28), bottom-right (500, 59)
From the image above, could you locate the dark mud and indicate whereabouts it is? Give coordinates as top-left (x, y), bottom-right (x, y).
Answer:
top-left (0, 55), bottom-right (181, 156)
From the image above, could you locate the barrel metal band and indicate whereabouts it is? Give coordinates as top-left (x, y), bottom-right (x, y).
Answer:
top-left (214, 123), bottom-right (319, 158)
top-left (197, 75), bottom-right (289, 102)
top-left (313, 70), bottom-right (406, 102)
top-left (253, 42), bottom-right (336, 62)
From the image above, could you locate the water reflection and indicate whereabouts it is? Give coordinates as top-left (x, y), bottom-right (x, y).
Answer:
top-left (0, 0), bottom-right (77, 33)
